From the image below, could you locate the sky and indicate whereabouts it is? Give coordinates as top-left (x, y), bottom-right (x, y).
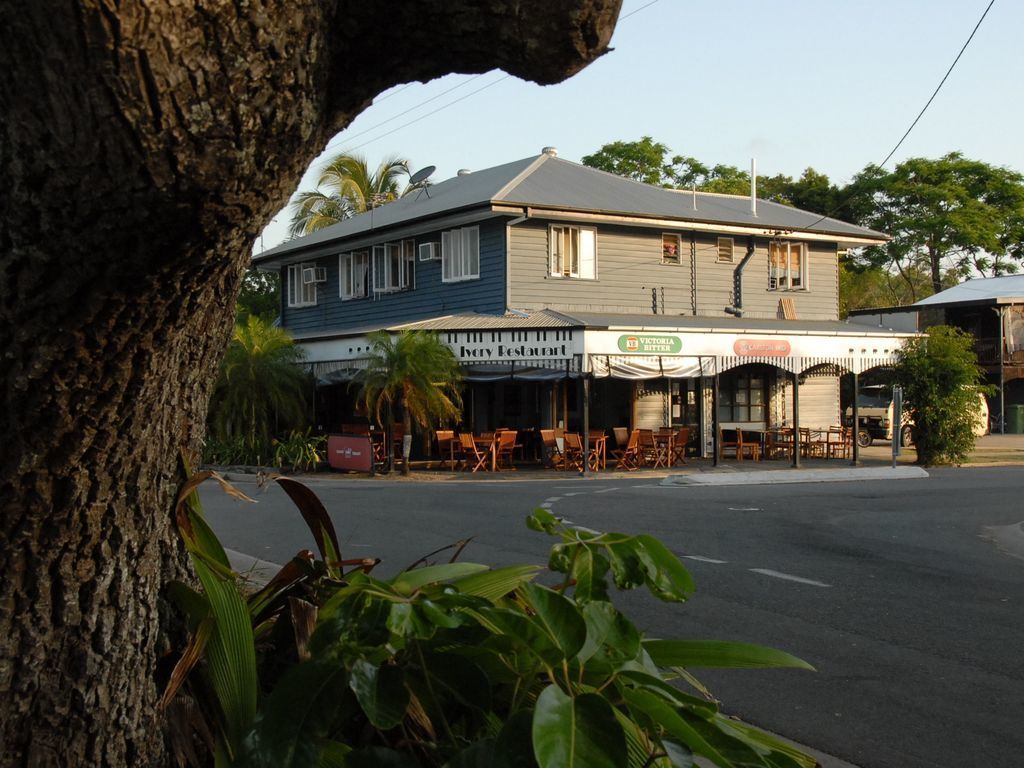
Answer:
top-left (256, 0), bottom-right (1024, 254)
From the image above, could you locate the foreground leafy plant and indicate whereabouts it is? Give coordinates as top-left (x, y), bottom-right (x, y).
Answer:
top-left (165, 471), bottom-right (815, 768)
top-left (273, 429), bottom-right (327, 473)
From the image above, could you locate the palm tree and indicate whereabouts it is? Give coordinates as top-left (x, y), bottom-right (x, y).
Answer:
top-left (354, 331), bottom-right (463, 475)
top-left (289, 152), bottom-right (410, 238)
top-left (210, 315), bottom-right (309, 456)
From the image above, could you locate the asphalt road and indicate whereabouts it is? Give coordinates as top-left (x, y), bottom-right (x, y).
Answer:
top-left (201, 467), bottom-right (1024, 768)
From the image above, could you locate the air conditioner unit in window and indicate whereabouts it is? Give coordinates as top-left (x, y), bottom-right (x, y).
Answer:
top-left (302, 267), bottom-right (327, 284)
top-left (418, 242), bottom-right (439, 261)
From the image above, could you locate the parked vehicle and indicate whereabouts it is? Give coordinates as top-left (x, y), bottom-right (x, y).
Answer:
top-left (846, 385), bottom-right (989, 447)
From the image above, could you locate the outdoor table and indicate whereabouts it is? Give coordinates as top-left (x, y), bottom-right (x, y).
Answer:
top-left (653, 429), bottom-right (674, 468)
top-left (587, 431), bottom-right (607, 470)
top-left (474, 434), bottom-right (498, 471)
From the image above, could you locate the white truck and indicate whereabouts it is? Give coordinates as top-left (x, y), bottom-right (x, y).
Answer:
top-left (846, 384), bottom-right (989, 447)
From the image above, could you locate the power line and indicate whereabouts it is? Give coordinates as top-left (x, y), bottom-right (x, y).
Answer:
top-left (877, 0), bottom-right (995, 169)
top-left (323, 74), bottom-right (486, 153)
top-left (802, 0), bottom-right (996, 232)
top-left (322, 0), bottom-right (661, 156)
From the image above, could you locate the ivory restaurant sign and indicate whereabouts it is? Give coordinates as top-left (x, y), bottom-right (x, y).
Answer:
top-left (616, 334), bottom-right (683, 354)
top-left (443, 329), bottom-right (578, 362)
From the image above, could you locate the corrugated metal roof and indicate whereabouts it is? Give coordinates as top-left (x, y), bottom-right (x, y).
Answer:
top-left (558, 311), bottom-right (918, 337)
top-left (390, 309), bottom-right (579, 331)
top-left (912, 275), bottom-right (1024, 307)
top-left (255, 153), bottom-right (886, 263)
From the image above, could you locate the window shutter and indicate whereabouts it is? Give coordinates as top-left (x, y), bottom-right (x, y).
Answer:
top-left (550, 227), bottom-right (561, 276)
top-left (579, 228), bottom-right (596, 279)
top-left (339, 254), bottom-right (349, 298)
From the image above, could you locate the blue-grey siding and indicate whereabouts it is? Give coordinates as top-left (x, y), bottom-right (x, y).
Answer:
top-left (280, 219), bottom-right (507, 335)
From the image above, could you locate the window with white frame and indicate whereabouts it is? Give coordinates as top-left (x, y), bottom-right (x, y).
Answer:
top-left (371, 240), bottom-right (415, 293)
top-left (549, 225), bottom-right (596, 279)
top-left (286, 263), bottom-right (318, 307)
top-left (339, 250), bottom-right (369, 300)
top-left (441, 226), bottom-right (481, 283)
top-left (662, 233), bottom-right (681, 265)
top-left (769, 241), bottom-right (806, 290)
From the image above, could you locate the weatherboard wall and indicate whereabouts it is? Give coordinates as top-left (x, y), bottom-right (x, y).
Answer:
top-left (280, 219), bottom-right (507, 335)
top-left (507, 221), bottom-right (839, 321)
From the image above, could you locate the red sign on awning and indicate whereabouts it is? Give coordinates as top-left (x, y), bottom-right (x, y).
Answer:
top-left (733, 339), bottom-right (792, 357)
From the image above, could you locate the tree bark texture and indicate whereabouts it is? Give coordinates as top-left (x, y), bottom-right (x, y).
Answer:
top-left (0, 1), bottom-right (619, 765)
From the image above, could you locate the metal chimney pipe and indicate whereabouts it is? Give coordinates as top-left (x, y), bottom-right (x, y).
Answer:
top-left (750, 158), bottom-right (757, 217)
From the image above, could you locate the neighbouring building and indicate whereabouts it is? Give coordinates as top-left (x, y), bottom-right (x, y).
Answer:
top-left (849, 274), bottom-right (1024, 431)
top-left (255, 148), bottom-right (914, 458)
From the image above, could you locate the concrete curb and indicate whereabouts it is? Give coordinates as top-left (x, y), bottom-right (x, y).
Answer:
top-left (662, 466), bottom-right (929, 487)
top-left (225, 548), bottom-right (281, 588)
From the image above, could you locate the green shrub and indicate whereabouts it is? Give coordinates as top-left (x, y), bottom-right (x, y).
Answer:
top-left (894, 325), bottom-right (991, 465)
top-left (164, 471), bottom-right (815, 768)
top-left (273, 429), bottom-right (326, 473)
top-left (202, 435), bottom-right (272, 467)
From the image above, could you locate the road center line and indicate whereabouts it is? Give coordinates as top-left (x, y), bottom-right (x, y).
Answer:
top-left (750, 568), bottom-right (832, 587)
top-left (683, 555), bottom-right (728, 564)
top-left (594, 487), bottom-right (620, 494)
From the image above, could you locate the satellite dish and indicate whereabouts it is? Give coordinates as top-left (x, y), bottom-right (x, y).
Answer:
top-left (408, 165), bottom-right (435, 199)
top-left (409, 165), bottom-right (435, 187)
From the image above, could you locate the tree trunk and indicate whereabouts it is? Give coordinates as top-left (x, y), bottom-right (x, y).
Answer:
top-left (928, 243), bottom-right (943, 294)
top-left (0, 2), bottom-right (619, 764)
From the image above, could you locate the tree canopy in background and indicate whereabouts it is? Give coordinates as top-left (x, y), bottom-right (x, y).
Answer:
top-left (237, 267), bottom-right (280, 323)
top-left (584, 138), bottom-right (1024, 311)
top-left (289, 153), bottom-right (411, 237)
top-left (849, 153), bottom-right (1024, 297)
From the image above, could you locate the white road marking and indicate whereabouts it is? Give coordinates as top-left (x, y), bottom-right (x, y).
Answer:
top-left (572, 525), bottom-right (602, 535)
top-left (683, 555), bottom-right (728, 564)
top-left (543, 497), bottom-right (561, 504)
top-left (563, 492), bottom-right (583, 497)
top-left (540, 503), bottom-right (553, 509)
top-left (728, 507), bottom-right (761, 511)
top-left (594, 487), bottom-right (621, 494)
top-left (631, 484), bottom-right (665, 488)
top-left (750, 568), bottom-right (832, 587)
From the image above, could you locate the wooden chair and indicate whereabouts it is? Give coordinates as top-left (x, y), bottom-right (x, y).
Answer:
top-left (638, 429), bottom-right (658, 466)
top-left (801, 427), bottom-right (825, 458)
top-left (458, 433), bottom-right (490, 473)
top-left (766, 427), bottom-right (794, 459)
top-left (826, 426), bottom-right (851, 459)
top-left (720, 428), bottom-right (741, 460)
top-left (562, 432), bottom-right (586, 471)
top-left (495, 430), bottom-right (518, 470)
top-left (540, 429), bottom-right (564, 469)
top-left (653, 428), bottom-right (674, 468)
top-left (612, 427), bottom-right (630, 451)
top-left (671, 427), bottom-right (689, 465)
top-left (436, 430), bottom-right (457, 469)
top-left (739, 430), bottom-right (762, 461)
top-left (612, 429), bottom-right (641, 471)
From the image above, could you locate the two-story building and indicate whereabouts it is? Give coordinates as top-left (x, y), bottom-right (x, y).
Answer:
top-left (255, 148), bottom-right (914, 457)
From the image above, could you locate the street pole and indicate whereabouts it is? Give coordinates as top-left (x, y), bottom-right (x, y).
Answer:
top-left (792, 371), bottom-right (801, 469)
top-left (851, 371), bottom-right (860, 466)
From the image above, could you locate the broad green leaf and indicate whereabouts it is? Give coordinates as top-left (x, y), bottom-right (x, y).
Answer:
top-left (317, 741), bottom-right (351, 768)
top-left (248, 659), bottom-right (346, 768)
top-left (344, 746), bottom-right (421, 767)
top-left (452, 565), bottom-right (541, 601)
top-left (443, 738), bottom-right (495, 768)
top-left (662, 740), bottom-right (695, 767)
top-left (572, 547), bottom-right (610, 603)
top-left (527, 508), bottom-right (559, 534)
top-left (349, 659), bottom-right (409, 730)
top-left (621, 688), bottom-right (730, 768)
top-left (711, 715), bottom-right (816, 768)
top-left (578, 601), bottom-right (641, 667)
top-left (606, 540), bottom-right (645, 590)
top-left (634, 535), bottom-right (694, 601)
top-left (472, 606), bottom-right (561, 664)
top-left (166, 580), bottom-right (210, 630)
top-left (275, 477), bottom-right (343, 571)
top-left (419, 652), bottom-right (491, 711)
top-left (390, 562), bottom-right (489, 594)
top-left (493, 710), bottom-right (539, 768)
top-left (644, 640), bottom-right (814, 671)
top-left (520, 583), bottom-right (587, 660)
top-left (387, 602), bottom-right (436, 640)
top-left (532, 685), bottom-right (626, 768)
top-left (615, 670), bottom-right (718, 715)
top-left (192, 558), bottom-right (257, 758)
